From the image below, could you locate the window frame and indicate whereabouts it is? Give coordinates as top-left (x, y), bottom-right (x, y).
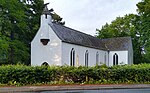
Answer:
top-left (96, 52), bottom-right (99, 65)
top-left (113, 53), bottom-right (118, 66)
top-left (85, 50), bottom-right (89, 67)
top-left (70, 48), bottom-right (75, 66)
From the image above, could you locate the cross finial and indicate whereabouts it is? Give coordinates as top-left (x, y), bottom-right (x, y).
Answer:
top-left (42, 3), bottom-right (53, 15)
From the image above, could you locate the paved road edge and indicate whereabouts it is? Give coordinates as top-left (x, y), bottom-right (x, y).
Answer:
top-left (0, 84), bottom-right (150, 92)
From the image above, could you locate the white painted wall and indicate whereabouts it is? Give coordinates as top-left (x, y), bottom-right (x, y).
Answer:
top-left (61, 42), bottom-right (108, 67)
top-left (109, 51), bottom-right (128, 66)
top-left (31, 15), bottom-right (62, 66)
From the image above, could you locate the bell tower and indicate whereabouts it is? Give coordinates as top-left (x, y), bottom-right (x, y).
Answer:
top-left (40, 3), bottom-right (53, 45)
top-left (40, 3), bottom-right (53, 27)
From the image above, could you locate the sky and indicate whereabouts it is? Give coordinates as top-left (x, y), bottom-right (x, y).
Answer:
top-left (44, 0), bottom-right (141, 36)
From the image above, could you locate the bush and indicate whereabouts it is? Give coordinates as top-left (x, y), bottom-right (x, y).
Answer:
top-left (0, 64), bottom-right (150, 86)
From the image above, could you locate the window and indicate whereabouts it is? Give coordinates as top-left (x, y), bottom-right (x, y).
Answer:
top-left (85, 50), bottom-right (89, 67)
top-left (41, 62), bottom-right (49, 66)
top-left (45, 14), bottom-right (47, 19)
top-left (113, 53), bottom-right (118, 65)
top-left (104, 53), bottom-right (107, 64)
top-left (96, 52), bottom-right (99, 64)
top-left (70, 48), bottom-right (75, 66)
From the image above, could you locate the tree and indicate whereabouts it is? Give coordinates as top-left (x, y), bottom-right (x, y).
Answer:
top-left (51, 12), bottom-right (65, 25)
top-left (0, 36), bottom-right (9, 65)
top-left (136, 0), bottom-right (150, 63)
top-left (0, 0), bottom-right (29, 64)
top-left (97, 14), bottom-right (137, 38)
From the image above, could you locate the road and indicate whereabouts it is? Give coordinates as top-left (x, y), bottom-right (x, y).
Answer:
top-left (0, 84), bottom-right (150, 93)
top-left (39, 89), bottom-right (150, 93)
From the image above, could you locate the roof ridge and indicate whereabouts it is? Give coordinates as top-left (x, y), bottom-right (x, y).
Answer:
top-left (51, 23), bottom-right (100, 40)
top-left (102, 36), bottom-right (131, 40)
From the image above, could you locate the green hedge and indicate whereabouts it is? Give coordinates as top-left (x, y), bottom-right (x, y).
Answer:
top-left (0, 64), bottom-right (150, 86)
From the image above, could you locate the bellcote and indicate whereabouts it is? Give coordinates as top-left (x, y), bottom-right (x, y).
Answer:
top-left (40, 3), bottom-right (53, 45)
top-left (40, 3), bottom-right (53, 26)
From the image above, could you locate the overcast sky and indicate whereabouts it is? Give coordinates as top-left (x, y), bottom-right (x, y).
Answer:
top-left (44, 0), bottom-right (141, 36)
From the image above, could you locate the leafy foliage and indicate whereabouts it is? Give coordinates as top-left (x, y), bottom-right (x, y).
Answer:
top-left (0, 64), bottom-right (149, 86)
top-left (97, 14), bottom-right (136, 38)
top-left (51, 12), bottom-right (65, 25)
top-left (136, 0), bottom-right (150, 62)
top-left (0, 0), bottom-right (43, 65)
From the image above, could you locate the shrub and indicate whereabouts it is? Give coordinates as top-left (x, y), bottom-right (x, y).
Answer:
top-left (0, 64), bottom-right (149, 86)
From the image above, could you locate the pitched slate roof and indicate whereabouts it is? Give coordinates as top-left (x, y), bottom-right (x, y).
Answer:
top-left (50, 23), bottom-right (106, 50)
top-left (102, 37), bottom-right (132, 51)
top-left (49, 23), bottom-right (132, 51)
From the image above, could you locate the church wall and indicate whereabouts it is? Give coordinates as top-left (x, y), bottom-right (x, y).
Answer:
top-left (61, 42), bottom-right (108, 67)
top-left (109, 51), bottom-right (128, 66)
top-left (31, 15), bottom-right (62, 66)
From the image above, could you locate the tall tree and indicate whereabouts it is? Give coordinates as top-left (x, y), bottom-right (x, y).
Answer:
top-left (136, 0), bottom-right (150, 62)
top-left (97, 14), bottom-right (136, 38)
top-left (0, 0), bottom-right (29, 64)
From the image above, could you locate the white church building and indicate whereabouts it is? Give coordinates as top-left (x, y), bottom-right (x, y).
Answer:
top-left (31, 5), bottom-right (133, 67)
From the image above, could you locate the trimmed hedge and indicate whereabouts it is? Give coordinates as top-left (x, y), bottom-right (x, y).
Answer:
top-left (0, 64), bottom-right (150, 86)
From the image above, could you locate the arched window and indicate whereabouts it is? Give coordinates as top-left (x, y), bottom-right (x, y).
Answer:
top-left (113, 53), bottom-right (118, 66)
top-left (70, 48), bottom-right (75, 66)
top-left (41, 62), bottom-right (49, 66)
top-left (85, 50), bottom-right (89, 67)
top-left (96, 52), bottom-right (99, 64)
top-left (104, 53), bottom-right (107, 64)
